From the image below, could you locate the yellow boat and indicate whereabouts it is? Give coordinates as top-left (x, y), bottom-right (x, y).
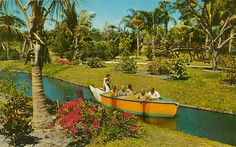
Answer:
top-left (90, 86), bottom-right (179, 117)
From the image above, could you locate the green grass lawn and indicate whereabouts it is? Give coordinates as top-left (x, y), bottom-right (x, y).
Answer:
top-left (89, 123), bottom-right (230, 147)
top-left (1, 60), bottom-right (235, 114)
top-left (0, 60), bottom-right (235, 146)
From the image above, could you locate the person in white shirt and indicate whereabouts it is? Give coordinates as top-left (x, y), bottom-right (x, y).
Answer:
top-left (147, 88), bottom-right (160, 100)
top-left (103, 74), bottom-right (111, 92)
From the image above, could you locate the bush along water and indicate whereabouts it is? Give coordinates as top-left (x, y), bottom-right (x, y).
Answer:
top-left (0, 73), bottom-right (33, 146)
top-left (55, 98), bottom-right (143, 146)
top-left (170, 57), bottom-right (189, 80)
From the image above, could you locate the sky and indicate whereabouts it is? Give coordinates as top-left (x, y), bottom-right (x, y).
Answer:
top-left (78, 0), bottom-right (178, 30)
top-left (5, 0), bottom-right (179, 31)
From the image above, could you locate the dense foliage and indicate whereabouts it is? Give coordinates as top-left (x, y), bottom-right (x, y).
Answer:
top-left (220, 55), bottom-right (236, 85)
top-left (147, 58), bottom-right (172, 75)
top-left (0, 73), bottom-right (33, 146)
top-left (55, 98), bottom-right (142, 146)
top-left (87, 57), bottom-right (105, 68)
top-left (116, 56), bottom-right (137, 74)
top-left (170, 57), bottom-right (189, 80)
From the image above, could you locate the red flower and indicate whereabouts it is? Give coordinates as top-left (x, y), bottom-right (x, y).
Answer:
top-left (70, 127), bottom-right (78, 133)
top-left (122, 112), bottom-right (132, 118)
top-left (92, 118), bottom-right (100, 128)
top-left (129, 126), bottom-right (139, 131)
top-left (47, 123), bottom-right (53, 129)
top-left (88, 107), bottom-right (95, 113)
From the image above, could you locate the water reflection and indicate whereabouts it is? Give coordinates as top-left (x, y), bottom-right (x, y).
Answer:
top-left (141, 116), bottom-right (176, 130)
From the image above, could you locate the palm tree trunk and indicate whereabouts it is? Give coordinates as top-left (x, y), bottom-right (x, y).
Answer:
top-left (151, 34), bottom-right (155, 60)
top-left (212, 43), bottom-right (218, 71)
top-left (205, 34), bottom-right (209, 46)
top-left (32, 63), bottom-right (51, 129)
top-left (152, 15), bottom-right (155, 59)
top-left (228, 28), bottom-right (234, 53)
top-left (136, 29), bottom-right (140, 58)
top-left (6, 42), bottom-right (9, 60)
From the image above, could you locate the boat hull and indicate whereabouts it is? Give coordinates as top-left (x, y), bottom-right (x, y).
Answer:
top-left (100, 94), bottom-right (178, 117)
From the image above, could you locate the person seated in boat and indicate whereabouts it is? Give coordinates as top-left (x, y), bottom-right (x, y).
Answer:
top-left (103, 74), bottom-right (111, 92)
top-left (110, 85), bottom-right (117, 97)
top-left (147, 87), bottom-right (160, 100)
top-left (126, 84), bottom-right (135, 96)
top-left (118, 85), bottom-right (127, 96)
top-left (137, 88), bottom-right (148, 100)
top-left (76, 88), bottom-right (84, 98)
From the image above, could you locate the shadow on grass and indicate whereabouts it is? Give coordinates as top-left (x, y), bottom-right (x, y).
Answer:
top-left (164, 76), bottom-right (191, 81)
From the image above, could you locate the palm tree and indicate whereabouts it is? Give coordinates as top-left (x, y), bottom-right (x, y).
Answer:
top-left (158, 0), bottom-right (176, 34)
top-left (176, 0), bottom-right (236, 70)
top-left (62, 5), bottom-right (96, 60)
top-left (1, 0), bottom-right (80, 129)
top-left (139, 8), bottom-right (163, 59)
top-left (0, 12), bottom-right (26, 60)
top-left (121, 9), bottom-right (144, 57)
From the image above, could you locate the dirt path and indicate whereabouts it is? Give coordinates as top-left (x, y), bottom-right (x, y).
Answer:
top-left (0, 128), bottom-right (74, 147)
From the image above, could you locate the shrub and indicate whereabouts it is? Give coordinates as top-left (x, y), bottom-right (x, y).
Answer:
top-left (56, 98), bottom-right (142, 146)
top-left (220, 55), bottom-right (236, 85)
top-left (118, 37), bottom-right (132, 57)
top-left (0, 50), bottom-right (7, 60)
top-left (0, 73), bottom-right (33, 146)
top-left (98, 109), bottom-right (141, 143)
top-left (170, 57), bottom-right (188, 80)
top-left (145, 46), bottom-right (154, 61)
top-left (116, 56), bottom-right (137, 74)
top-left (79, 41), bottom-right (113, 61)
top-left (9, 49), bottom-right (20, 60)
top-left (147, 58), bottom-right (171, 75)
top-left (87, 57), bottom-right (105, 68)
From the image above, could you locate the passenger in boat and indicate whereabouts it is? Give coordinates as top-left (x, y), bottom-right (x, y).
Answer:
top-left (137, 88), bottom-right (148, 100)
top-left (103, 74), bottom-right (111, 92)
top-left (76, 88), bottom-right (84, 98)
top-left (110, 85), bottom-right (117, 96)
top-left (118, 85), bottom-right (127, 96)
top-left (126, 84), bottom-right (134, 96)
top-left (147, 87), bottom-right (160, 100)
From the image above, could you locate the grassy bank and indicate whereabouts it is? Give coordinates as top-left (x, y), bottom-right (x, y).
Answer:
top-left (89, 123), bottom-right (230, 147)
top-left (1, 60), bottom-right (235, 114)
top-left (0, 60), bottom-right (234, 146)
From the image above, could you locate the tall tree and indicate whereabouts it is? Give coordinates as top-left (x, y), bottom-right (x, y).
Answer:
top-left (1, 0), bottom-right (80, 129)
top-left (121, 9), bottom-right (144, 57)
top-left (139, 8), bottom-right (161, 59)
top-left (176, 0), bottom-right (236, 70)
top-left (0, 12), bottom-right (26, 59)
top-left (158, 0), bottom-right (176, 34)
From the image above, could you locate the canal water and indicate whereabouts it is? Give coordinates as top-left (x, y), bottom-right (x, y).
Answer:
top-left (0, 71), bottom-right (235, 146)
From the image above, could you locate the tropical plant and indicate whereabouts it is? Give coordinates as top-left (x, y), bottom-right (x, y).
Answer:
top-left (87, 57), bottom-right (105, 68)
top-left (118, 36), bottom-right (132, 56)
top-left (0, 73), bottom-right (33, 146)
top-left (147, 58), bottom-right (172, 75)
top-left (0, 0), bottom-right (81, 129)
top-left (175, 0), bottom-right (236, 70)
top-left (220, 54), bottom-right (236, 85)
top-left (0, 12), bottom-right (26, 60)
top-left (56, 98), bottom-right (142, 146)
top-left (121, 9), bottom-right (144, 57)
top-left (170, 57), bottom-right (188, 80)
top-left (116, 56), bottom-right (137, 74)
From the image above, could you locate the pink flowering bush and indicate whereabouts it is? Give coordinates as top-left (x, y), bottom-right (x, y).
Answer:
top-left (56, 98), bottom-right (142, 146)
